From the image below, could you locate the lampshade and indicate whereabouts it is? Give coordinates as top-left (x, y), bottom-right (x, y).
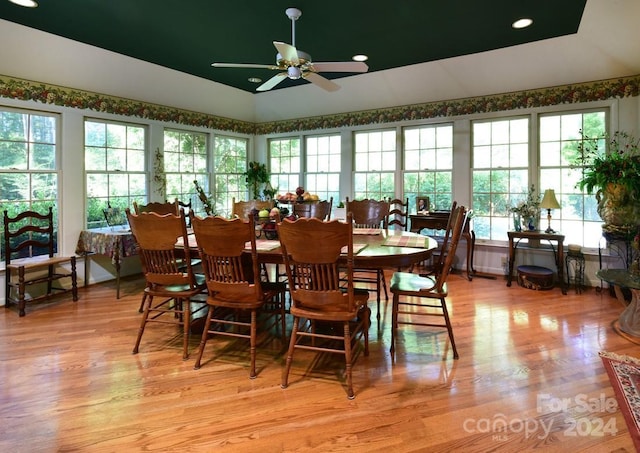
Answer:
top-left (540, 189), bottom-right (561, 209)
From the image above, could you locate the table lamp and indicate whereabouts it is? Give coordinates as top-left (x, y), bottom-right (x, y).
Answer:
top-left (540, 189), bottom-right (561, 233)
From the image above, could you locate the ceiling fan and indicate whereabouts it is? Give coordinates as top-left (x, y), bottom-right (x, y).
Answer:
top-left (211, 7), bottom-right (369, 92)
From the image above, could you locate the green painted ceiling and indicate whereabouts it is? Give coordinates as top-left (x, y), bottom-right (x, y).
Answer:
top-left (0, 0), bottom-right (586, 93)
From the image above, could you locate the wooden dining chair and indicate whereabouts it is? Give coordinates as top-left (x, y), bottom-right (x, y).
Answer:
top-left (278, 214), bottom-right (370, 399)
top-left (421, 201), bottom-right (458, 276)
top-left (191, 215), bottom-right (286, 378)
top-left (3, 207), bottom-right (78, 316)
top-left (126, 208), bottom-right (207, 360)
top-left (132, 200), bottom-right (180, 216)
top-left (133, 199), bottom-right (200, 313)
top-left (345, 197), bottom-right (390, 320)
top-left (293, 197), bottom-right (333, 220)
top-left (389, 205), bottom-right (468, 360)
top-left (231, 197), bottom-right (274, 220)
top-left (386, 197), bottom-right (409, 231)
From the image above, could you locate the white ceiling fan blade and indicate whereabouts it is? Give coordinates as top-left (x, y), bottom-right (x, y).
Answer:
top-left (304, 72), bottom-right (340, 92)
top-left (212, 62), bottom-right (278, 70)
top-left (256, 72), bottom-right (288, 92)
top-left (273, 41), bottom-right (299, 65)
top-left (310, 61), bottom-right (369, 73)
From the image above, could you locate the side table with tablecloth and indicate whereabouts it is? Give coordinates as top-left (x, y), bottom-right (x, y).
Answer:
top-left (76, 227), bottom-right (138, 298)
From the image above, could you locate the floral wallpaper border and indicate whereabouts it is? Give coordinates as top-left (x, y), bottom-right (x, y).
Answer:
top-left (1, 73), bottom-right (639, 135)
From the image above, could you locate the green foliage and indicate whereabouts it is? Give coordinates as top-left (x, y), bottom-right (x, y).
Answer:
top-left (573, 130), bottom-right (640, 196)
top-left (243, 161), bottom-right (269, 200)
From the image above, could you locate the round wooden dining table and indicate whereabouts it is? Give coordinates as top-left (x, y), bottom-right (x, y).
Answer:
top-left (183, 227), bottom-right (437, 269)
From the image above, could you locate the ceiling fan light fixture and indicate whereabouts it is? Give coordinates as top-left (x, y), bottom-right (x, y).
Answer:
top-left (512, 18), bottom-right (533, 29)
top-left (352, 54), bottom-right (368, 62)
top-left (287, 66), bottom-right (302, 80)
top-left (8, 0), bottom-right (38, 7)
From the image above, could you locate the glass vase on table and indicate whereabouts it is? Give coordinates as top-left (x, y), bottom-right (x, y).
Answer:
top-left (512, 212), bottom-right (522, 232)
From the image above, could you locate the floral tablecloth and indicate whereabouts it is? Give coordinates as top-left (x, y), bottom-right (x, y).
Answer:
top-left (75, 227), bottom-right (138, 264)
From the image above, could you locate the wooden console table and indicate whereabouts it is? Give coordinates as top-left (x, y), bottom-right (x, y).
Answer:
top-left (409, 212), bottom-right (478, 280)
top-left (507, 230), bottom-right (567, 295)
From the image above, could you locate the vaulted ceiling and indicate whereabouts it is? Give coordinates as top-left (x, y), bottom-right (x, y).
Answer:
top-left (0, 0), bottom-right (587, 93)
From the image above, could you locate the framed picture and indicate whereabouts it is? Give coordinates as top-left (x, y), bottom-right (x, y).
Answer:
top-left (416, 196), bottom-right (430, 213)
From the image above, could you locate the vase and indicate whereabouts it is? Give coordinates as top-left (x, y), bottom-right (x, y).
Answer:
top-left (513, 213), bottom-right (522, 232)
top-left (596, 183), bottom-right (640, 236)
top-left (526, 217), bottom-right (536, 231)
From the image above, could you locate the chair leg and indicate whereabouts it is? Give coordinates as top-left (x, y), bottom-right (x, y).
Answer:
top-left (390, 293), bottom-right (399, 355)
top-left (182, 298), bottom-right (190, 361)
top-left (440, 297), bottom-right (459, 359)
top-left (249, 310), bottom-right (257, 379)
top-left (193, 305), bottom-right (215, 370)
top-left (362, 305), bottom-right (371, 356)
top-left (281, 316), bottom-right (301, 389)
top-left (138, 293), bottom-right (147, 313)
top-left (18, 266), bottom-right (26, 317)
top-left (71, 257), bottom-right (78, 302)
top-left (343, 321), bottom-right (354, 399)
top-left (376, 269), bottom-right (389, 320)
top-left (133, 293), bottom-right (152, 354)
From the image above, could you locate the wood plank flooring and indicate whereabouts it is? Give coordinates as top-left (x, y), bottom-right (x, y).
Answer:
top-left (1, 270), bottom-right (638, 452)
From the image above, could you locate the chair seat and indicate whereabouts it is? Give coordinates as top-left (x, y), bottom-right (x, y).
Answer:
top-left (208, 286), bottom-right (283, 310)
top-left (6, 254), bottom-right (73, 270)
top-left (290, 293), bottom-right (369, 322)
top-left (390, 272), bottom-right (448, 297)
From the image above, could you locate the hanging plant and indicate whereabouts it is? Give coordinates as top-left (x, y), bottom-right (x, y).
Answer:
top-left (153, 147), bottom-right (166, 197)
top-left (243, 161), bottom-right (270, 200)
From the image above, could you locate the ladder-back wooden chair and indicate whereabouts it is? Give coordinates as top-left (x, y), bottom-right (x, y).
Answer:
top-left (191, 215), bottom-right (286, 378)
top-left (389, 205), bottom-right (468, 360)
top-left (3, 207), bottom-right (78, 316)
top-left (278, 214), bottom-right (370, 399)
top-left (126, 208), bottom-right (206, 360)
top-left (345, 197), bottom-right (390, 320)
top-left (386, 197), bottom-right (409, 231)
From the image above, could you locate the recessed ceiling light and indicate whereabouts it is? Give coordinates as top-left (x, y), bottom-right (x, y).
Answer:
top-left (8, 0), bottom-right (38, 7)
top-left (352, 54), bottom-right (368, 62)
top-left (248, 77), bottom-right (262, 83)
top-left (512, 18), bottom-right (533, 29)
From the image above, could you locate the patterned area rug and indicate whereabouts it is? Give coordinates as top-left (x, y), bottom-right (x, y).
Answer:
top-left (600, 351), bottom-right (640, 451)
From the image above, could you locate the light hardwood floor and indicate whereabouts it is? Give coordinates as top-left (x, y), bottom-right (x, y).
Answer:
top-left (1, 269), bottom-right (638, 452)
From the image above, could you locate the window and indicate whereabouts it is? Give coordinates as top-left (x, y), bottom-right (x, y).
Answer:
top-left (164, 129), bottom-right (208, 216)
top-left (472, 117), bottom-right (530, 240)
top-left (269, 137), bottom-right (301, 195)
top-left (213, 135), bottom-right (248, 217)
top-left (353, 130), bottom-right (396, 200)
top-left (539, 110), bottom-right (606, 248)
top-left (0, 108), bottom-right (60, 261)
top-left (403, 124), bottom-right (453, 212)
top-left (85, 119), bottom-right (146, 228)
top-left (305, 134), bottom-right (340, 203)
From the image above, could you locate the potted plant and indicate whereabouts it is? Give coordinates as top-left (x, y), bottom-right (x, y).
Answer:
top-left (574, 130), bottom-right (640, 236)
top-left (243, 161), bottom-right (270, 200)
